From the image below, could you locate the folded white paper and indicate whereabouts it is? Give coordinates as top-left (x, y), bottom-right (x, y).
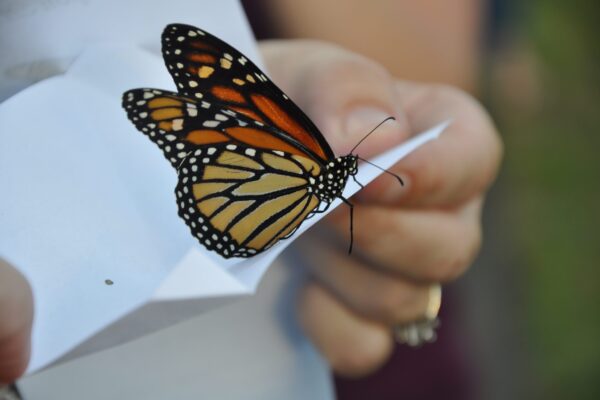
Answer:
top-left (0, 26), bottom-right (448, 375)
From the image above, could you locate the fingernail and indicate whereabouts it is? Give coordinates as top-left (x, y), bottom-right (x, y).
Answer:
top-left (344, 107), bottom-right (394, 138)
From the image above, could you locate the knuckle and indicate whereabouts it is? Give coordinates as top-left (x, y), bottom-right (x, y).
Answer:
top-left (329, 330), bottom-right (393, 377)
top-left (424, 221), bottom-right (482, 282)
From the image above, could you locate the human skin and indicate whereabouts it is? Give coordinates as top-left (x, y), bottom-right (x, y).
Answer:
top-left (260, 40), bottom-right (502, 377)
top-left (0, 39), bottom-right (501, 384)
top-left (0, 259), bottom-right (33, 384)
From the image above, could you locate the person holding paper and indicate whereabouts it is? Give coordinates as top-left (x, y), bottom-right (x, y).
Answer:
top-left (0, 42), bottom-right (501, 393)
top-left (264, 40), bottom-right (501, 377)
top-left (244, 3), bottom-right (503, 398)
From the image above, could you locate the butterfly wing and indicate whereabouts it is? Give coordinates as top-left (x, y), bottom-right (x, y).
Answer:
top-left (123, 88), bottom-right (328, 169)
top-left (161, 23), bottom-right (335, 163)
top-left (123, 88), bottom-right (325, 258)
top-left (123, 88), bottom-right (198, 168)
top-left (175, 144), bottom-right (321, 258)
top-left (122, 24), bottom-right (343, 258)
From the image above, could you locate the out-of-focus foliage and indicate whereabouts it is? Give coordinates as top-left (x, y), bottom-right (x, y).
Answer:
top-left (488, 0), bottom-right (600, 398)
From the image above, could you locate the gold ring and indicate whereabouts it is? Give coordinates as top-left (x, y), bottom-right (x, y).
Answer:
top-left (394, 284), bottom-right (442, 347)
top-left (424, 284), bottom-right (442, 320)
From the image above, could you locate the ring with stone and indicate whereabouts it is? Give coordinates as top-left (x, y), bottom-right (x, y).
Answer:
top-left (394, 284), bottom-right (442, 347)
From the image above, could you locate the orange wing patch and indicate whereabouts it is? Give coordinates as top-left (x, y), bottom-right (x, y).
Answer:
top-left (250, 94), bottom-right (326, 159)
top-left (211, 86), bottom-right (245, 103)
top-left (189, 41), bottom-right (217, 52)
top-left (226, 127), bottom-right (306, 157)
top-left (187, 53), bottom-right (216, 64)
top-left (229, 106), bottom-right (263, 122)
top-left (151, 107), bottom-right (183, 120)
top-left (148, 97), bottom-right (183, 108)
top-left (186, 129), bottom-right (229, 145)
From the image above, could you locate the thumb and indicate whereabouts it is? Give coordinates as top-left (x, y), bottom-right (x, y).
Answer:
top-left (0, 259), bottom-right (33, 384)
top-left (260, 40), bottom-right (410, 158)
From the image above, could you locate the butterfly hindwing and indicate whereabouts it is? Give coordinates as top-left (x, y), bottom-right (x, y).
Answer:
top-left (175, 144), bottom-right (321, 258)
top-left (161, 23), bottom-right (335, 162)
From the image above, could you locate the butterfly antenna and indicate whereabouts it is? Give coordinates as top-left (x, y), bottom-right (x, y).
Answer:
top-left (349, 116), bottom-right (396, 154)
top-left (357, 157), bottom-right (404, 186)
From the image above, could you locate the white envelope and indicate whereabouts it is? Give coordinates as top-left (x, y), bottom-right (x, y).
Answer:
top-left (0, 1), bottom-right (448, 375)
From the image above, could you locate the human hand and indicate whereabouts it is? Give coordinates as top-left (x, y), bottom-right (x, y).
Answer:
top-left (0, 259), bottom-right (33, 384)
top-left (261, 40), bottom-right (502, 377)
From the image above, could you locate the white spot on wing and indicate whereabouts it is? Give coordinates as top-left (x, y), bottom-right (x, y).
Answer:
top-left (172, 119), bottom-right (184, 131)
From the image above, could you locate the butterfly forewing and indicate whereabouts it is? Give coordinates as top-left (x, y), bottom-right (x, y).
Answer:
top-left (123, 88), bottom-right (328, 169)
top-left (161, 23), bottom-right (334, 162)
top-left (122, 88), bottom-right (200, 168)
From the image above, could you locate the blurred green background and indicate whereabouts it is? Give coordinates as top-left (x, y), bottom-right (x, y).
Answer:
top-left (475, 0), bottom-right (600, 398)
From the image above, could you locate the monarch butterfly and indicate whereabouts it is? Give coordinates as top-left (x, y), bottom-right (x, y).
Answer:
top-left (122, 23), bottom-right (398, 259)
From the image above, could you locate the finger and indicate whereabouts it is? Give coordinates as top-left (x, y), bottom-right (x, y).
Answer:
top-left (296, 233), bottom-right (431, 325)
top-left (359, 82), bottom-right (503, 208)
top-left (0, 259), bottom-right (33, 384)
top-left (297, 281), bottom-right (393, 377)
top-left (260, 40), bottom-right (410, 157)
top-left (327, 197), bottom-right (483, 282)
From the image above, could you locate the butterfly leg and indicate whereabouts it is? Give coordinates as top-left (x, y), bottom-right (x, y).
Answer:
top-left (352, 175), bottom-right (365, 189)
top-left (340, 196), bottom-right (354, 254)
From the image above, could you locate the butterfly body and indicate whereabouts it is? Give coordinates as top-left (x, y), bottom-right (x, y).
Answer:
top-left (123, 24), bottom-right (360, 258)
top-left (309, 155), bottom-right (358, 203)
